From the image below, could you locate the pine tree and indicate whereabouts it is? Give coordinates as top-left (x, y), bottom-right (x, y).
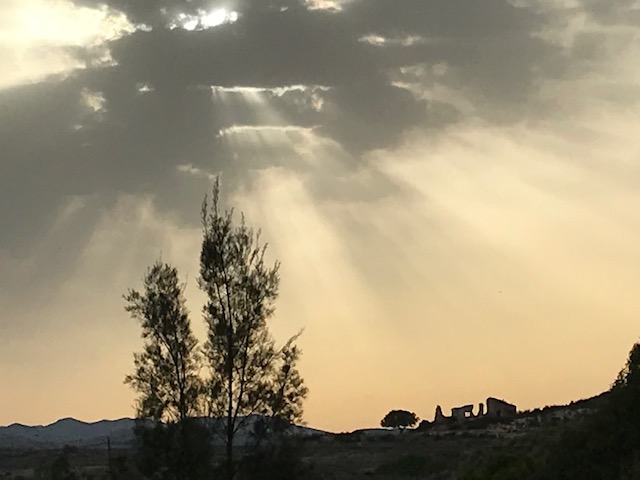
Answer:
top-left (124, 262), bottom-right (211, 480)
top-left (199, 179), bottom-right (308, 480)
top-left (124, 261), bottom-right (202, 422)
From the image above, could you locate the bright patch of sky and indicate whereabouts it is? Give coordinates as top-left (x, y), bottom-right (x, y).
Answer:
top-left (303, 0), bottom-right (350, 11)
top-left (169, 8), bottom-right (239, 31)
top-left (177, 164), bottom-right (217, 181)
top-left (0, 0), bottom-right (134, 90)
top-left (135, 83), bottom-right (155, 95)
top-left (212, 85), bottom-right (330, 96)
top-left (80, 88), bottom-right (106, 113)
top-left (218, 125), bottom-right (316, 136)
top-left (359, 34), bottom-right (432, 47)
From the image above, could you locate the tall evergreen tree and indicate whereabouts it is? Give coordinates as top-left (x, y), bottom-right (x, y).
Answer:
top-left (124, 261), bottom-right (202, 422)
top-left (124, 262), bottom-right (212, 480)
top-left (199, 179), bottom-right (308, 480)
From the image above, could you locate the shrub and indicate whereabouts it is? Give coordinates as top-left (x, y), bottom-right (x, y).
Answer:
top-left (376, 455), bottom-right (444, 477)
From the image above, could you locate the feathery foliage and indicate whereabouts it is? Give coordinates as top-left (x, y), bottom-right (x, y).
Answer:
top-left (199, 179), bottom-right (308, 479)
top-left (124, 261), bottom-right (203, 422)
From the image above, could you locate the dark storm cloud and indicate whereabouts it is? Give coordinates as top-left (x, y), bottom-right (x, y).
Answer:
top-left (0, 0), bottom-right (591, 313)
top-left (580, 0), bottom-right (640, 26)
top-left (345, 0), bottom-right (534, 37)
top-left (320, 80), bottom-right (429, 153)
top-left (107, 13), bottom-right (377, 88)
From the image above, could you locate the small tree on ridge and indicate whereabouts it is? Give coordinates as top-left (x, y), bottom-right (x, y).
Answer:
top-left (381, 410), bottom-right (419, 431)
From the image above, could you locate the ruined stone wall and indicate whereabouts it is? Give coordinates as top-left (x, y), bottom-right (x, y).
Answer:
top-left (486, 397), bottom-right (517, 418)
top-left (433, 397), bottom-right (517, 422)
top-left (451, 404), bottom-right (475, 420)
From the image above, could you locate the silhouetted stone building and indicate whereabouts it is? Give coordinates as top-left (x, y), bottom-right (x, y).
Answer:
top-left (485, 397), bottom-right (516, 418)
top-left (451, 404), bottom-right (475, 420)
top-left (433, 397), bottom-right (516, 422)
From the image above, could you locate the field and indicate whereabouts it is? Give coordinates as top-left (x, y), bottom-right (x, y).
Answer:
top-left (0, 419), bottom-right (549, 480)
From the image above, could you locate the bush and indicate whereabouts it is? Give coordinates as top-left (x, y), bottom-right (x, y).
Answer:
top-left (238, 437), bottom-right (312, 480)
top-left (133, 419), bottom-right (213, 480)
top-left (460, 452), bottom-right (536, 480)
top-left (376, 455), bottom-right (444, 477)
top-left (50, 446), bottom-right (78, 480)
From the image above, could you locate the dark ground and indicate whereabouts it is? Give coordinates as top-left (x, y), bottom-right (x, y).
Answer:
top-left (0, 417), bottom-right (553, 480)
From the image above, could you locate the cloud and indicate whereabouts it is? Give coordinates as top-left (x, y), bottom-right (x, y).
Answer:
top-left (0, 0), bottom-right (628, 298)
top-left (0, 0), bottom-right (133, 90)
top-left (579, 0), bottom-right (640, 26)
top-left (2, 0), bottom-right (640, 429)
top-left (1, 0), bottom-right (631, 308)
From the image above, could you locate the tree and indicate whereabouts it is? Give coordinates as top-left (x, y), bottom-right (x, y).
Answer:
top-left (124, 261), bottom-right (202, 422)
top-left (381, 410), bottom-right (419, 431)
top-left (132, 419), bottom-right (212, 480)
top-left (199, 179), bottom-right (308, 480)
top-left (50, 446), bottom-right (78, 480)
top-left (613, 342), bottom-right (640, 392)
top-left (124, 261), bottom-right (207, 479)
top-left (534, 342), bottom-right (640, 480)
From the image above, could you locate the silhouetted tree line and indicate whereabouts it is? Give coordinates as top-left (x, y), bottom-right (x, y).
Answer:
top-left (535, 341), bottom-right (640, 480)
top-left (49, 446), bottom-right (78, 480)
top-left (462, 341), bottom-right (640, 480)
top-left (124, 179), bottom-right (308, 480)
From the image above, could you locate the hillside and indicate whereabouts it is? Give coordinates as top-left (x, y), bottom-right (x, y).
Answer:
top-left (0, 418), bottom-right (134, 449)
top-left (1, 388), bottom-right (635, 480)
top-left (0, 416), bottom-right (326, 450)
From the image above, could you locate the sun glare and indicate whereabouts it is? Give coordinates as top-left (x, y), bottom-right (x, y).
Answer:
top-left (304, 0), bottom-right (347, 11)
top-left (171, 8), bottom-right (239, 31)
top-left (202, 9), bottom-right (239, 28)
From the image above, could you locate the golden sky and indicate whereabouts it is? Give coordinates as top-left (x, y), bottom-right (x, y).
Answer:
top-left (0, 0), bottom-right (639, 432)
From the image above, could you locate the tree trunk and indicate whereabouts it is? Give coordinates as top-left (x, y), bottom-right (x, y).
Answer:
top-left (226, 430), bottom-right (234, 480)
top-left (226, 326), bottom-right (234, 480)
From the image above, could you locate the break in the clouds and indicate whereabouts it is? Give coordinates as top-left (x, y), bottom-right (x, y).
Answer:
top-left (0, 0), bottom-right (133, 89)
top-left (1, 0), bottom-right (640, 431)
top-left (0, 0), bottom-right (555, 248)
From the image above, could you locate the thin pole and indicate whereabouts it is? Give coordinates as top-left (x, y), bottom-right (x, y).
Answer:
top-left (107, 436), bottom-right (114, 479)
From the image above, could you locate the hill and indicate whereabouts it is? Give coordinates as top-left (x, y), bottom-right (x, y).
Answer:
top-left (0, 416), bottom-right (327, 450)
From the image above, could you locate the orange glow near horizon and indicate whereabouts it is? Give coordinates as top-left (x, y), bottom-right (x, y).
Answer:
top-left (2, 105), bottom-right (639, 432)
top-left (1, 0), bottom-right (640, 435)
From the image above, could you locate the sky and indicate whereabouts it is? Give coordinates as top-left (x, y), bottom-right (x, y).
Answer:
top-left (1, 0), bottom-right (639, 433)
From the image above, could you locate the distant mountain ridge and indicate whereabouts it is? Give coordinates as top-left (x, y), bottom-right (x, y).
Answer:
top-left (0, 416), bottom-right (327, 450)
top-left (1, 394), bottom-right (607, 450)
top-left (0, 417), bottom-right (135, 449)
